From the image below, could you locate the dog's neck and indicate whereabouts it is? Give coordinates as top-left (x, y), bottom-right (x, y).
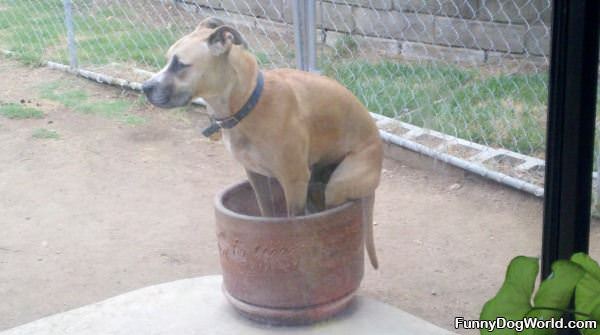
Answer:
top-left (203, 48), bottom-right (259, 120)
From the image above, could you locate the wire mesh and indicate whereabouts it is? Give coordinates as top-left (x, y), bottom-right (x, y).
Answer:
top-left (317, 0), bottom-right (550, 159)
top-left (0, 0), bottom-right (555, 186)
top-left (0, 0), bottom-right (296, 80)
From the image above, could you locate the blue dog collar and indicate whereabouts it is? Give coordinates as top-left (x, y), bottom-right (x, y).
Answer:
top-left (202, 71), bottom-right (264, 137)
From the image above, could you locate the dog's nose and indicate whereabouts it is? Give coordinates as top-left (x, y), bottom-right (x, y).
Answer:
top-left (142, 81), bottom-right (155, 96)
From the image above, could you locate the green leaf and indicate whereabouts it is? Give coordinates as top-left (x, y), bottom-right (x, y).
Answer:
top-left (571, 253), bottom-right (600, 335)
top-left (579, 304), bottom-right (600, 335)
top-left (480, 256), bottom-right (539, 335)
top-left (523, 260), bottom-right (585, 335)
top-left (572, 253), bottom-right (600, 282)
top-left (585, 305), bottom-right (600, 335)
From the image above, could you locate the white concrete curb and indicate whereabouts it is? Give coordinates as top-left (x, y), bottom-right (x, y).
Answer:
top-left (0, 276), bottom-right (457, 335)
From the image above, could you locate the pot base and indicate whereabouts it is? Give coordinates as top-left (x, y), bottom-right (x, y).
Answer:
top-left (223, 286), bottom-right (357, 326)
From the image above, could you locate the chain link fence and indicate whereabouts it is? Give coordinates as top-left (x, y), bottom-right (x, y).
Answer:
top-left (0, 0), bottom-right (560, 188)
top-left (0, 0), bottom-right (296, 78)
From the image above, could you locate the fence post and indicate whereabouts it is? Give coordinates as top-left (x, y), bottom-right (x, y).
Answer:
top-left (63, 0), bottom-right (78, 69)
top-left (292, 0), bottom-right (317, 72)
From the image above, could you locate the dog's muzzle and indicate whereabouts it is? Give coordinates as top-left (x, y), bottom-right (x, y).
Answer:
top-left (142, 80), bottom-right (169, 107)
top-left (141, 80), bottom-right (156, 97)
top-left (142, 79), bottom-right (191, 109)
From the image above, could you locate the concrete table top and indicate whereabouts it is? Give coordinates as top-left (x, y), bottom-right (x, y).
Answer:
top-left (1, 275), bottom-right (456, 335)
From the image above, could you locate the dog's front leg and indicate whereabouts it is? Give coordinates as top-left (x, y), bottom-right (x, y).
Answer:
top-left (278, 168), bottom-right (310, 217)
top-left (246, 169), bottom-right (276, 217)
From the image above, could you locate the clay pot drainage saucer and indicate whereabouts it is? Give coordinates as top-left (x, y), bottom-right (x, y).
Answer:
top-left (214, 180), bottom-right (366, 325)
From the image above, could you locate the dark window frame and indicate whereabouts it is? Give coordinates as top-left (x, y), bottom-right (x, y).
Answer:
top-left (542, 3), bottom-right (599, 333)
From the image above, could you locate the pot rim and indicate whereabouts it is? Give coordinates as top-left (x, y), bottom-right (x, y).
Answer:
top-left (215, 180), bottom-right (357, 223)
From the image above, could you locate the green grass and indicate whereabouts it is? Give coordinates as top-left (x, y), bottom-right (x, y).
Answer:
top-left (321, 60), bottom-right (548, 156)
top-left (32, 128), bottom-right (59, 139)
top-left (0, 0), bottom-right (66, 65)
top-left (255, 52), bottom-right (271, 66)
top-left (0, 102), bottom-right (44, 119)
top-left (39, 81), bottom-right (145, 125)
top-left (0, 0), bottom-right (179, 68)
top-left (334, 35), bottom-right (358, 57)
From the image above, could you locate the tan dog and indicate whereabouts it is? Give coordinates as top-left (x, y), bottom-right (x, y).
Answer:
top-left (142, 18), bottom-right (383, 268)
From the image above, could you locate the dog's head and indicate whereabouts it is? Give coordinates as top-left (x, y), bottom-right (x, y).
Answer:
top-left (142, 17), bottom-right (248, 108)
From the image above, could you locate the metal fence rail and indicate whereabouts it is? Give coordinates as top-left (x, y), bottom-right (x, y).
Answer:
top-left (0, 0), bottom-right (561, 190)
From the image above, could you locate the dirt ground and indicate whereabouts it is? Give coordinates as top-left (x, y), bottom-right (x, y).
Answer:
top-left (0, 59), bottom-right (598, 334)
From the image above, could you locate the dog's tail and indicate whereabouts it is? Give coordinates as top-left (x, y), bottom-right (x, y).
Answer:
top-left (362, 195), bottom-right (379, 269)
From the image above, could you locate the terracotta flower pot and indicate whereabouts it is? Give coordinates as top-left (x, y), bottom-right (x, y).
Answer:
top-left (214, 180), bottom-right (365, 325)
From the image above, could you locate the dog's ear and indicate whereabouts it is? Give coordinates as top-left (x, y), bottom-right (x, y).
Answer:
top-left (197, 17), bottom-right (225, 30)
top-left (207, 26), bottom-right (248, 56)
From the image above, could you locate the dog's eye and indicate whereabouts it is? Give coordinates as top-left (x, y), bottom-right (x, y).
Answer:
top-left (169, 55), bottom-right (190, 73)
